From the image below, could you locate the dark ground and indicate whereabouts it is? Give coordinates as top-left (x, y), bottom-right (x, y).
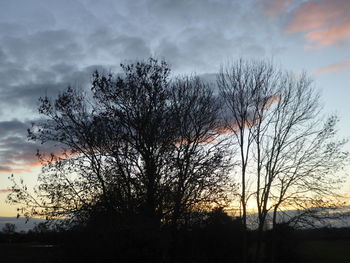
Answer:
top-left (1, 228), bottom-right (350, 263)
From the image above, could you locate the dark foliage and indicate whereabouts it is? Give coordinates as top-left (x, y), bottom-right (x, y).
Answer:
top-left (59, 208), bottom-right (245, 263)
top-left (9, 58), bottom-right (232, 227)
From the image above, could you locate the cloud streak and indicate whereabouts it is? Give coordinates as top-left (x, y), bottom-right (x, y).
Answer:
top-left (0, 189), bottom-right (12, 194)
top-left (285, 0), bottom-right (350, 48)
top-left (261, 0), bottom-right (292, 17)
top-left (0, 0), bottom-right (300, 174)
top-left (0, 120), bottom-right (59, 174)
top-left (314, 58), bottom-right (350, 75)
top-left (0, 0), bottom-right (276, 116)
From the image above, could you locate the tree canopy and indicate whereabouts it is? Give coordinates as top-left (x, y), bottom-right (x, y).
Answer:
top-left (9, 58), bottom-right (233, 227)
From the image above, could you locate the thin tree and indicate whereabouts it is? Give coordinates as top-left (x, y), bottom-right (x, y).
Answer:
top-left (218, 59), bottom-right (349, 263)
top-left (217, 59), bottom-right (278, 263)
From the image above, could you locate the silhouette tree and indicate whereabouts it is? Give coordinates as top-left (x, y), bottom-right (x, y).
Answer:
top-left (32, 222), bottom-right (50, 234)
top-left (2, 223), bottom-right (16, 234)
top-left (8, 58), bottom-right (232, 229)
top-left (217, 59), bottom-right (278, 263)
top-left (218, 59), bottom-right (349, 262)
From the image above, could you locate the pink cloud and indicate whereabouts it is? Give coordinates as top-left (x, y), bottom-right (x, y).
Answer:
top-left (305, 19), bottom-right (350, 47)
top-left (313, 58), bottom-right (350, 75)
top-left (0, 164), bottom-right (39, 174)
top-left (285, 0), bottom-right (350, 47)
top-left (286, 1), bottom-right (347, 33)
top-left (0, 151), bottom-right (68, 174)
top-left (262, 0), bottom-right (293, 16)
top-left (0, 189), bottom-right (12, 194)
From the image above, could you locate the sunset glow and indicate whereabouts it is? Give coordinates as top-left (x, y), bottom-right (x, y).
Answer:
top-left (0, 0), bottom-right (349, 219)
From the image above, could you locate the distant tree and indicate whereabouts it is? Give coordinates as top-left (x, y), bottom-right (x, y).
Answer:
top-left (2, 223), bottom-right (16, 234)
top-left (8, 58), bottom-right (232, 229)
top-left (218, 59), bottom-right (349, 262)
top-left (33, 222), bottom-right (50, 233)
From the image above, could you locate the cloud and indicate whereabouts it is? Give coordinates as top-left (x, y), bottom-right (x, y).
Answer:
top-left (0, 25), bottom-right (153, 113)
top-left (261, 0), bottom-right (293, 17)
top-left (305, 19), bottom-right (350, 47)
top-left (0, 120), bottom-right (59, 173)
top-left (0, 134), bottom-right (40, 173)
top-left (0, 0), bottom-right (281, 121)
top-left (0, 0), bottom-right (282, 173)
top-left (313, 58), bottom-right (350, 75)
top-left (0, 119), bottom-right (29, 137)
top-left (285, 0), bottom-right (350, 47)
top-left (0, 189), bottom-right (12, 194)
top-left (0, 57), bottom-right (111, 113)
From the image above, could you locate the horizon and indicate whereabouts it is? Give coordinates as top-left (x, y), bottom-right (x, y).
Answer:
top-left (1, 0), bottom-right (350, 217)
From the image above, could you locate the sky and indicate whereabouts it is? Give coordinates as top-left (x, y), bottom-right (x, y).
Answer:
top-left (1, 0), bottom-right (350, 216)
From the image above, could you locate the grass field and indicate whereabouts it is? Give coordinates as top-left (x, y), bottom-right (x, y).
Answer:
top-left (1, 238), bottom-right (350, 262)
top-left (297, 239), bottom-right (350, 263)
top-left (0, 243), bottom-right (60, 263)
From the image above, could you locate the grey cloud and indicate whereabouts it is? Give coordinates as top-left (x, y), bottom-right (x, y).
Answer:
top-left (199, 73), bottom-right (218, 86)
top-left (0, 120), bottom-right (30, 137)
top-left (0, 30), bottom-right (155, 113)
top-left (0, 128), bottom-right (38, 173)
top-left (157, 30), bottom-right (265, 73)
top-left (0, 0), bottom-right (285, 174)
top-left (0, 1), bottom-right (56, 31)
top-left (2, 83), bottom-right (68, 108)
top-left (0, 135), bottom-right (38, 162)
top-left (0, 0), bottom-right (101, 33)
top-left (0, 23), bottom-right (28, 38)
top-left (0, 64), bottom-right (108, 111)
top-left (0, 0), bottom-right (283, 119)
top-left (0, 23), bottom-right (155, 111)
top-left (243, 44), bottom-right (266, 57)
top-left (0, 121), bottom-right (58, 173)
top-left (1, 30), bottom-right (83, 66)
top-left (0, 48), bottom-right (6, 61)
top-left (146, 0), bottom-right (242, 30)
top-left (87, 32), bottom-right (152, 61)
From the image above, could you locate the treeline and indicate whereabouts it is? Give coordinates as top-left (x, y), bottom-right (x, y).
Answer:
top-left (3, 221), bottom-right (350, 263)
top-left (7, 58), bottom-right (349, 262)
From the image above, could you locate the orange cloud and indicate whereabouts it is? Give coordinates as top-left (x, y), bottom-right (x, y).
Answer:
top-left (0, 151), bottom-right (67, 174)
top-left (313, 58), bottom-right (350, 75)
top-left (286, 1), bottom-right (346, 33)
top-left (0, 162), bottom-right (41, 174)
top-left (262, 0), bottom-right (293, 17)
top-left (305, 19), bottom-right (350, 47)
top-left (0, 189), bottom-right (12, 194)
top-left (261, 94), bottom-right (281, 109)
top-left (285, 0), bottom-right (350, 47)
top-left (214, 94), bottom-right (281, 136)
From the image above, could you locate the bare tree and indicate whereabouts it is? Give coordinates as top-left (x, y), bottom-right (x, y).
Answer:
top-left (217, 59), bottom-right (279, 263)
top-left (256, 75), bottom-right (348, 229)
top-left (166, 77), bottom-right (233, 225)
top-left (8, 58), bottom-right (232, 229)
top-left (2, 223), bottom-right (16, 234)
top-left (217, 59), bottom-right (278, 229)
top-left (218, 59), bottom-right (349, 262)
